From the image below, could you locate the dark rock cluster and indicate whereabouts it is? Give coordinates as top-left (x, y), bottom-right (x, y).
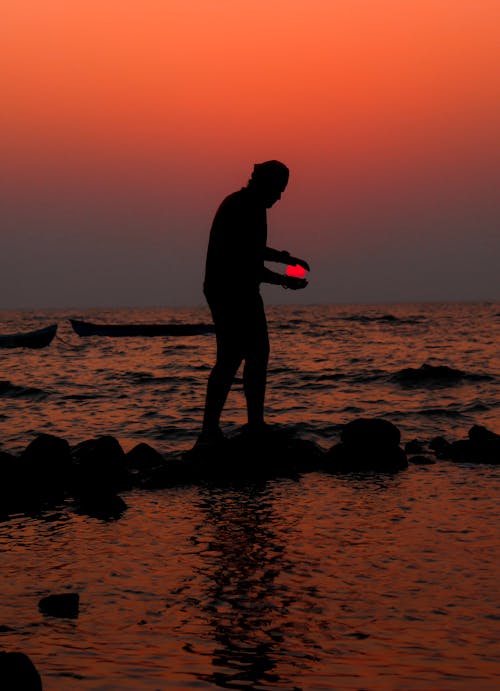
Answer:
top-left (429, 425), bottom-right (500, 464)
top-left (324, 418), bottom-right (408, 472)
top-left (1, 421), bottom-right (498, 520)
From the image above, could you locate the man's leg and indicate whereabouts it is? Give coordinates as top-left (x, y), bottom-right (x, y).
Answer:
top-left (243, 296), bottom-right (269, 429)
top-left (201, 301), bottom-right (243, 439)
top-left (202, 350), bottom-right (242, 437)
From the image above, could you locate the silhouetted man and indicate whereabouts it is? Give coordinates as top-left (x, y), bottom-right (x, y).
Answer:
top-left (197, 160), bottom-right (309, 446)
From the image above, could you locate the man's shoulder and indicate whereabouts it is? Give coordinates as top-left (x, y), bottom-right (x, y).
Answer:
top-left (218, 187), bottom-right (248, 211)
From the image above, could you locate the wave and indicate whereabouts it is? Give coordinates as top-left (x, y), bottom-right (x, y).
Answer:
top-left (391, 364), bottom-right (492, 386)
top-left (0, 380), bottom-right (51, 400)
top-left (334, 314), bottom-right (424, 325)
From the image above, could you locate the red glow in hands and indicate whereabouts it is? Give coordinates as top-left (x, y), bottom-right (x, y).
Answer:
top-left (286, 264), bottom-right (307, 279)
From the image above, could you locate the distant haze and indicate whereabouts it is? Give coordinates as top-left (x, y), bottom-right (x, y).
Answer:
top-left (2, 0), bottom-right (499, 309)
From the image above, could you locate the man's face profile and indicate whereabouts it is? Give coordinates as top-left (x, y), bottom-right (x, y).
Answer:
top-left (260, 178), bottom-right (288, 208)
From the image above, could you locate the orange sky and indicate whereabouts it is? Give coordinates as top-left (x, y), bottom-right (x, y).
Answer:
top-left (1, 0), bottom-right (499, 307)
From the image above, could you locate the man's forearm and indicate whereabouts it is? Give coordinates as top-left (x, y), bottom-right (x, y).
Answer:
top-left (263, 247), bottom-right (290, 263)
top-left (260, 266), bottom-right (286, 286)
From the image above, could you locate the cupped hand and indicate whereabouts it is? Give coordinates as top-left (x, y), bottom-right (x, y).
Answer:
top-left (283, 275), bottom-right (308, 290)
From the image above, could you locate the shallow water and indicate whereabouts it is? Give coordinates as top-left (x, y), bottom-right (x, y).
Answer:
top-left (1, 464), bottom-right (499, 690)
top-left (1, 302), bottom-right (499, 689)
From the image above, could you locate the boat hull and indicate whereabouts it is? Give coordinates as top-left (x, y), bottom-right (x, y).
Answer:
top-left (70, 319), bottom-right (214, 337)
top-left (0, 324), bottom-right (58, 349)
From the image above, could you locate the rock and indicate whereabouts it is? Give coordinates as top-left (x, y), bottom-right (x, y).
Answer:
top-left (142, 454), bottom-right (201, 488)
top-left (429, 436), bottom-right (451, 458)
top-left (38, 593), bottom-right (79, 618)
top-left (0, 651), bottom-right (43, 690)
top-left (449, 426), bottom-right (500, 464)
top-left (408, 455), bottom-right (435, 465)
top-left (126, 443), bottom-right (165, 472)
top-left (341, 418), bottom-right (401, 448)
top-left (326, 418), bottom-right (407, 472)
top-left (326, 442), bottom-right (407, 473)
top-left (76, 492), bottom-right (128, 520)
top-left (177, 427), bottom-right (325, 485)
top-left (21, 434), bottom-right (72, 502)
top-left (405, 439), bottom-right (426, 454)
top-left (72, 436), bottom-right (130, 494)
top-left (428, 426), bottom-right (499, 464)
top-left (0, 452), bottom-right (22, 515)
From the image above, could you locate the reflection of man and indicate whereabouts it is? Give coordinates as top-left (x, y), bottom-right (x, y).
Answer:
top-left (196, 160), bottom-right (310, 447)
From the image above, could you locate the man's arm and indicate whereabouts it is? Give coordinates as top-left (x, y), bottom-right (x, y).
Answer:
top-left (261, 266), bottom-right (308, 290)
top-left (263, 247), bottom-right (290, 263)
top-left (264, 246), bottom-right (310, 272)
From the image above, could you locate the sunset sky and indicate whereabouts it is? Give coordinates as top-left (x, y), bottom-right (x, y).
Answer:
top-left (2, 0), bottom-right (499, 309)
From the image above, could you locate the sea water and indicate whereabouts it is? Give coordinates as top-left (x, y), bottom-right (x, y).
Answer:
top-left (0, 303), bottom-right (499, 690)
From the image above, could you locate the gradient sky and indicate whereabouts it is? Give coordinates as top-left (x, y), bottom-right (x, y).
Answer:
top-left (2, 0), bottom-right (499, 309)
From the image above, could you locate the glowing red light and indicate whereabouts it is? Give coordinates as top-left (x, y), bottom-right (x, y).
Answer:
top-left (286, 264), bottom-right (307, 278)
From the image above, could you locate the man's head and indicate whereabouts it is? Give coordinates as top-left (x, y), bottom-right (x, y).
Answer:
top-left (248, 160), bottom-right (289, 207)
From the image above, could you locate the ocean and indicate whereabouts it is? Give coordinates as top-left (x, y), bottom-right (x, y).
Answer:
top-left (0, 302), bottom-right (499, 690)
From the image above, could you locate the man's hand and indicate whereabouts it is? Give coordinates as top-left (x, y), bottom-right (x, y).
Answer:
top-left (282, 275), bottom-right (308, 290)
top-left (286, 254), bottom-right (310, 272)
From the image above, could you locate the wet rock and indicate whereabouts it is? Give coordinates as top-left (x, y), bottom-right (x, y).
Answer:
top-left (326, 418), bottom-right (407, 472)
top-left (0, 651), bottom-right (43, 690)
top-left (21, 434), bottom-right (72, 502)
top-left (405, 438), bottom-right (426, 454)
top-left (408, 455), bottom-right (436, 465)
top-left (38, 593), bottom-right (79, 618)
top-left (0, 452), bottom-right (21, 515)
top-left (429, 436), bottom-right (451, 459)
top-left (428, 426), bottom-right (499, 464)
top-left (176, 428), bottom-right (325, 485)
top-left (449, 425), bottom-right (500, 464)
top-left (142, 454), bottom-right (200, 489)
top-left (341, 418), bottom-right (401, 448)
top-left (72, 436), bottom-right (130, 494)
top-left (126, 443), bottom-right (165, 472)
top-left (326, 442), bottom-right (407, 473)
top-left (76, 492), bottom-right (128, 520)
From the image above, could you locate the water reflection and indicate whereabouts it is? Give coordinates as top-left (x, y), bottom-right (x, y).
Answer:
top-left (195, 484), bottom-right (303, 690)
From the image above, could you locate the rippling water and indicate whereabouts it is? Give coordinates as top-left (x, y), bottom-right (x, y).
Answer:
top-left (1, 302), bottom-right (499, 453)
top-left (1, 303), bottom-right (499, 690)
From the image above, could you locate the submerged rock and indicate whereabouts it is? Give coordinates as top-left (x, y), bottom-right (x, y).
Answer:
top-left (39, 593), bottom-right (79, 618)
top-left (0, 651), bottom-right (43, 690)
top-left (326, 418), bottom-right (408, 472)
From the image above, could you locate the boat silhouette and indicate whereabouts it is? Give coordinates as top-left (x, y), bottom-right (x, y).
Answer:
top-left (0, 324), bottom-right (58, 349)
top-left (70, 319), bottom-right (214, 338)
